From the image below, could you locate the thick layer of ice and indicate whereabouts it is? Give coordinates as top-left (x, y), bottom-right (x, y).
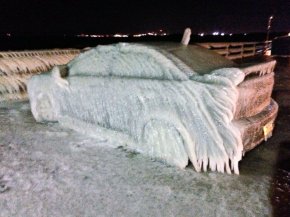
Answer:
top-left (28, 43), bottom-right (245, 174)
top-left (0, 50), bottom-right (79, 101)
top-left (68, 43), bottom-right (194, 80)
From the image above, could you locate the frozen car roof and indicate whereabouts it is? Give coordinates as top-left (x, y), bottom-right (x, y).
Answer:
top-left (67, 42), bottom-right (236, 80)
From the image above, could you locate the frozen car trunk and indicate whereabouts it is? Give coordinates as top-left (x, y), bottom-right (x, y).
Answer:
top-left (148, 43), bottom-right (278, 151)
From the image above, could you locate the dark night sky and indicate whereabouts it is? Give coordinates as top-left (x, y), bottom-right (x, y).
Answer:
top-left (0, 0), bottom-right (289, 35)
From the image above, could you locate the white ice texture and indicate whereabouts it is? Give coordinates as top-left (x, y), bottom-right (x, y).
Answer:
top-left (28, 43), bottom-right (245, 174)
top-left (0, 50), bottom-right (78, 101)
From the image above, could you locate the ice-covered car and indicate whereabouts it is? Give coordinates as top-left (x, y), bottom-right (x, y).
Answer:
top-left (27, 42), bottom-right (278, 174)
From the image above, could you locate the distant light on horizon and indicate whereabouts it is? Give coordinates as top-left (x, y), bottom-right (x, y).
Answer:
top-left (147, 32), bottom-right (158, 36)
top-left (113, 34), bottom-right (128, 38)
top-left (76, 34), bottom-right (89, 37)
top-left (73, 31), bottom-right (260, 39)
top-left (90, 35), bottom-right (105, 38)
top-left (133, 33), bottom-right (146, 37)
top-left (133, 30), bottom-right (167, 37)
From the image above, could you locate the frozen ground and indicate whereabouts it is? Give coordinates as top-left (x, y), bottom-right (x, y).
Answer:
top-left (0, 101), bottom-right (278, 217)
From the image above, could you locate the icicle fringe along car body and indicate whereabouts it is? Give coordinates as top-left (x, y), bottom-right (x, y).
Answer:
top-left (26, 43), bottom-right (277, 174)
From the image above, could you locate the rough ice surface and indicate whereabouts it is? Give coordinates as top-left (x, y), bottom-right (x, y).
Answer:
top-left (240, 60), bottom-right (276, 76)
top-left (67, 43), bottom-right (194, 79)
top-left (28, 43), bottom-right (246, 174)
top-left (0, 101), bottom-right (274, 216)
top-left (0, 50), bottom-right (79, 101)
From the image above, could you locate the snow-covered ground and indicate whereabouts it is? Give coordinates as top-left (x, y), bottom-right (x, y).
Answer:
top-left (0, 100), bottom-right (278, 217)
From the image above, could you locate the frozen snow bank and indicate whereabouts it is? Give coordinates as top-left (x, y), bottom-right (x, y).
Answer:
top-left (28, 43), bottom-right (245, 174)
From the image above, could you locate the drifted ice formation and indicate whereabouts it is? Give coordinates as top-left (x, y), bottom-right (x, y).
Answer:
top-left (27, 43), bottom-right (278, 174)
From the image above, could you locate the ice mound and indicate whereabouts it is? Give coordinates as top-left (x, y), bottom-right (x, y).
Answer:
top-left (28, 43), bottom-right (245, 174)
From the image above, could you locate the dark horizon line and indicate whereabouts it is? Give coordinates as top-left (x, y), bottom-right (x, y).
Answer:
top-left (0, 31), bottom-right (288, 37)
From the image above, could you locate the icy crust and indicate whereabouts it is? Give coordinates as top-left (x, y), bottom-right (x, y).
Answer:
top-left (0, 51), bottom-right (78, 101)
top-left (67, 43), bottom-right (194, 80)
top-left (241, 60), bottom-right (276, 76)
top-left (28, 43), bottom-right (246, 174)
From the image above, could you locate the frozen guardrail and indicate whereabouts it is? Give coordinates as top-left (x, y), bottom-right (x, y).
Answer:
top-left (0, 49), bottom-right (80, 101)
top-left (197, 41), bottom-right (272, 60)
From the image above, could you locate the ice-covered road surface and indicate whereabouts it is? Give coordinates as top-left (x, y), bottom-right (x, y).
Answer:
top-left (0, 101), bottom-right (278, 217)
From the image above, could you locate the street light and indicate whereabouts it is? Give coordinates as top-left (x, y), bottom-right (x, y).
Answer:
top-left (266, 15), bottom-right (274, 42)
top-left (265, 15), bottom-right (274, 55)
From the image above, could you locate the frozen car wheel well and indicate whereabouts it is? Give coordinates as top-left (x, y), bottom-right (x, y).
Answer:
top-left (141, 118), bottom-right (189, 169)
